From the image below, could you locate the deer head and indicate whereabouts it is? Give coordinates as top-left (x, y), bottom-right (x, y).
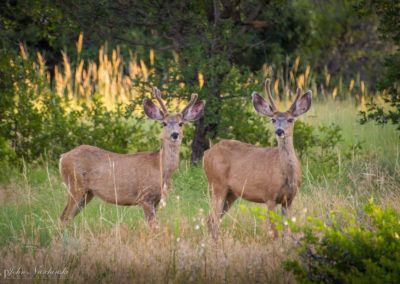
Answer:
top-left (252, 79), bottom-right (312, 139)
top-left (143, 87), bottom-right (205, 143)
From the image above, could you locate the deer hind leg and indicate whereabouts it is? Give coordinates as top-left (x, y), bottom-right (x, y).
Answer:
top-left (221, 191), bottom-right (238, 219)
top-left (207, 184), bottom-right (231, 240)
top-left (59, 195), bottom-right (74, 224)
top-left (71, 191), bottom-right (94, 218)
top-left (59, 180), bottom-right (90, 224)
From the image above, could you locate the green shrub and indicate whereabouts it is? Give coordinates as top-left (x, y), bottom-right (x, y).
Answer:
top-left (285, 200), bottom-right (400, 283)
top-left (0, 50), bottom-right (44, 164)
top-left (0, 50), bottom-right (154, 166)
top-left (293, 120), bottom-right (318, 160)
top-left (293, 120), bottom-right (345, 179)
top-left (217, 97), bottom-right (272, 147)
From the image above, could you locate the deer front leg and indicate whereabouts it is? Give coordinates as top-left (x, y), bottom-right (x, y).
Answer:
top-left (266, 200), bottom-right (279, 239)
top-left (142, 202), bottom-right (158, 228)
top-left (281, 196), bottom-right (294, 236)
top-left (159, 182), bottom-right (169, 209)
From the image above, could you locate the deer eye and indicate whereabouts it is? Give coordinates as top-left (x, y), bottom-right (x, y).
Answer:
top-left (162, 122), bottom-right (167, 127)
top-left (271, 119), bottom-right (276, 123)
top-left (179, 122), bottom-right (184, 127)
top-left (288, 119), bottom-right (294, 123)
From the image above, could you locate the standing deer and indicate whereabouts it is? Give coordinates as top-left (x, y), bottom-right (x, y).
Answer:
top-left (204, 79), bottom-right (312, 238)
top-left (59, 87), bottom-right (205, 225)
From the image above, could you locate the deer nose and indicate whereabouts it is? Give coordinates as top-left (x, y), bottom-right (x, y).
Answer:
top-left (171, 132), bottom-right (179, 140)
top-left (275, 129), bottom-right (284, 136)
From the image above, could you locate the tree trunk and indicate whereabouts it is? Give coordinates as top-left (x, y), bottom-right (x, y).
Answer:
top-left (190, 116), bottom-right (210, 165)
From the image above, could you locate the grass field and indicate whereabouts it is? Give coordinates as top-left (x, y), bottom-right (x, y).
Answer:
top-left (0, 98), bottom-right (399, 283)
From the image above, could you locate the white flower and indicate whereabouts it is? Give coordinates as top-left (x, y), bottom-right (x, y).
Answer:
top-left (176, 237), bottom-right (181, 242)
top-left (291, 217), bottom-right (296, 222)
top-left (284, 220), bottom-right (288, 226)
top-left (199, 208), bottom-right (204, 213)
top-left (201, 242), bottom-right (205, 248)
top-left (194, 225), bottom-right (200, 230)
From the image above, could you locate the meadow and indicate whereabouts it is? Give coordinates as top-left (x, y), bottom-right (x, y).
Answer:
top-left (0, 94), bottom-right (398, 283)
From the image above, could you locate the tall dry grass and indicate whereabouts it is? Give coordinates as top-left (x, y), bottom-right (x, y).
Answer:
top-left (20, 33), bottom-right (387, 114)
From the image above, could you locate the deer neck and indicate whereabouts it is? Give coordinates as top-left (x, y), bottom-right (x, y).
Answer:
top-left (160, 140), bottom-right (180, 182)
top-left (277, 136), bottom-right (299, 186)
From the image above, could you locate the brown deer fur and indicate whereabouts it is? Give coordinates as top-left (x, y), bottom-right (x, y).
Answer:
top-left (59, 87), bottom-right (205, 225)
top-left (204, 79), bottom-right (312, 238)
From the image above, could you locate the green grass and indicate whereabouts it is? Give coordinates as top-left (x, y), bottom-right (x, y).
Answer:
top-left (306, 99), bottom-right (399, 165)
top-left (0, 99), bottom-right (399, 283)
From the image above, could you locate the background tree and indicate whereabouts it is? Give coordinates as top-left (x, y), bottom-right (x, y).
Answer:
top-left (357, 0), bottom-right (400, 131)
top-left (50, 0), bottom-right (310, 164)
top-left (1, 0), bottom-right (397, 165)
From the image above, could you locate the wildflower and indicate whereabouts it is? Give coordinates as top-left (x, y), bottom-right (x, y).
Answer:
top-left (195, 225), bottom-right (200, 230)
top-left (291, 217), bottom-right (296, 222)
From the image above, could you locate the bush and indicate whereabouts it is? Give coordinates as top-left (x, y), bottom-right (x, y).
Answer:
top-left (217, 97), bottom-right (272, 147)
top-left (358, 0), bottom-right (400, 132)
top-left (293, 121), bottom-right (345, 179)
top-left (293, 120), bottom-right (317, 160)
top-left (285, 200), bottom-right (400, 283)
top-left (0, 50), bottom-right (153, 166)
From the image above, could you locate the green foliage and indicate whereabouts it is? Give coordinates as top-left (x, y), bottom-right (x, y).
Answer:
top-left (293, 0), bottom-right (387, 83)
top-left (1, 0), bottom-right (314, 163)
top-left (239, 204), bottom-right (298, 233)
top-left (293, 121), bottom-right (344, 178)
top-left (284, 200), bottom-right (400, 283)
top-left (0, 51), bottom-right (152, 165)
top-left (0, 0), bottom-right (77, 67)
top-left (217, 97), bottom-right (271, 146)
top-left (0, 50), bottom-right (43, 164)
top-left (358, 0), bottom-right (400, 131)
top-left (293, 120), bottom-right (317, 159)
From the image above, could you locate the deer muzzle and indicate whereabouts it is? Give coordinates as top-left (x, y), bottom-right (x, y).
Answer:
top-left (275, 129), bottom-right (285, 138)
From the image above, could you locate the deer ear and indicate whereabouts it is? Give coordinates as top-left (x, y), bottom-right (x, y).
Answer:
top-left (182, 100), bottom-right (205, 121)
top-left (252, 92), bottom-right (274, 117)
top-left (292, 91), bottom-right (312, 117)
top-left (143, 99), bottom-right (164, 120)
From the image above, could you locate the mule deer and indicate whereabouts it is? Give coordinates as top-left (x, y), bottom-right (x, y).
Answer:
top-left (204, 79), bottom-right (311, 238)
top-left (59, 87), bottom-right (205, 225)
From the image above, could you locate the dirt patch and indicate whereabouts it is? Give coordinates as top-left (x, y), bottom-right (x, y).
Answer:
top-left (0, 184), bottom-right (21, 204)
top-left (0, 185), bottom-right (9, 203)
